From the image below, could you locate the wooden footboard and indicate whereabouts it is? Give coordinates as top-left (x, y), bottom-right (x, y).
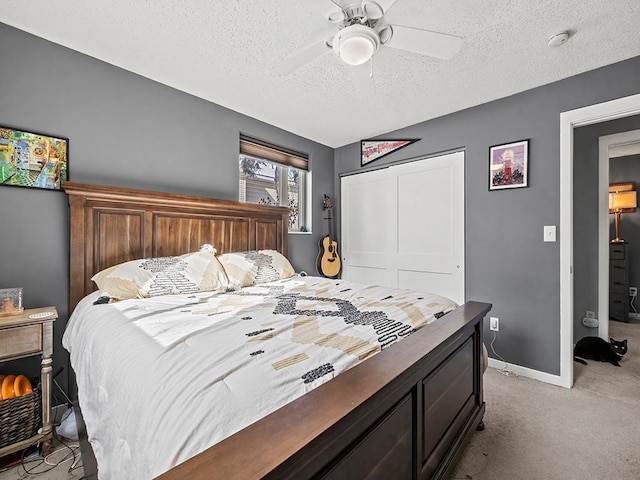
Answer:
top-left (156, 301), bottom-right (490, 480)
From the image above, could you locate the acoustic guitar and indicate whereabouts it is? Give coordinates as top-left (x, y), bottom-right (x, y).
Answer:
top-left (316, 194), bottom-right (341, 278)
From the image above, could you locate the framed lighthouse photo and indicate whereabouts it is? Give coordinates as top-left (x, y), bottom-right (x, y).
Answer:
top-left (489, 139), bottom-right (528, 191)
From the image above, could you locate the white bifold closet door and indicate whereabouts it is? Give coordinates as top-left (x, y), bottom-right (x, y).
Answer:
top-left (340, 151), bottom-right (465, 305)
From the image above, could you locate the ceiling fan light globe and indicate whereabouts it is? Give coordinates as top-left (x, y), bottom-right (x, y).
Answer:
top-left (340, 37), bottom-right (375, 65)
top-left (333, 25), bottom-right (380, 66)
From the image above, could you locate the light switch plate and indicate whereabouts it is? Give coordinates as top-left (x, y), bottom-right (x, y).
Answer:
top-left (544, 225), bottom-right (556, 242)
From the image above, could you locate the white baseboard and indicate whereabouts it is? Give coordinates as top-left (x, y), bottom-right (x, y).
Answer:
top-left (488, 358), bottom-right (567, 388)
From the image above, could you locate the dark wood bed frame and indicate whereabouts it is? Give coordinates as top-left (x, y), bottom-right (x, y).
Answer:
top-left (65, 181), bottom-right (491, 480)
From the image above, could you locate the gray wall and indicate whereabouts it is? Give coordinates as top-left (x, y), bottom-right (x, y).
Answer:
top-left (573, 121), bottom-right (640, 341)
top-left (4, 21), bottom-right (640, 390)
top-left (0, 22), bottom-right (333, 400)
top-left (335, 55), bottom-right (640, 376)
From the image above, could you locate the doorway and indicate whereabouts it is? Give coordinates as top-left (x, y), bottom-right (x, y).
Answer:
top-left (597, 131), bottom-right (640, 341)
top-left (560, 93), bottom-right (640, 388)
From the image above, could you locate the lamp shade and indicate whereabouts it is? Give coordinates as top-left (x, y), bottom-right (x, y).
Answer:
top-left (609, 191), bottom-right (637, 212)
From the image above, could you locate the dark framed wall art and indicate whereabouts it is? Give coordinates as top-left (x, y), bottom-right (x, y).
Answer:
top-left (0, 126), bottom-right (68, 191)
top-left (489, 139), bottom-right (529, 190)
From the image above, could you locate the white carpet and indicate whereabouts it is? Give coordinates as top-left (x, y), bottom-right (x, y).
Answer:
top-left (449, 320), bottom-right (640, 480)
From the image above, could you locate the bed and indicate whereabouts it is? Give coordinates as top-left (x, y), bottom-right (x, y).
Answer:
top-left (63, 181), bottom-right (491, 480)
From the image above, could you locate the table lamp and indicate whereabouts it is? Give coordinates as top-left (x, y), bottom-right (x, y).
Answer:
top-left (609, 190), bottom-right (637, 243)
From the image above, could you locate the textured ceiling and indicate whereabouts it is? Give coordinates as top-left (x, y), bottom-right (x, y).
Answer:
top-left (2, 0), bottom-right (640, 147)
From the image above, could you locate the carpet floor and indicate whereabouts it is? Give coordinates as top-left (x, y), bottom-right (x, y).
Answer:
top-left (449, 320), bottom-right (640, 480)
top-left (0, 437), bottom-right (82, 480)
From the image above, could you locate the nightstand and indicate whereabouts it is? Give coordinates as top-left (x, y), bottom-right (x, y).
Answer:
top-left (0, 307), bottom-right (57, 457)
top-left (610, 243), bottom-right (629, 322)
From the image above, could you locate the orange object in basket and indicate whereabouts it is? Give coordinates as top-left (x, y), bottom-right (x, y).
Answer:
top-left (1, 375), bottom-right (16, 400)
top-left (0, 375), bottom-right (5, 400)
top-left (14, 375), bottom-right (32, 397)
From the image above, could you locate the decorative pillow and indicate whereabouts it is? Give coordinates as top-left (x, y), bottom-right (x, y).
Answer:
top-left (218, 250), bottom-right (295, 288)
top-left (92, 250), bottom-right (229, 300)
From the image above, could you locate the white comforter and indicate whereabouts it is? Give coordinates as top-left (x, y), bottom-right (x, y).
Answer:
top-left (63, 276), bottom-right (456, 479)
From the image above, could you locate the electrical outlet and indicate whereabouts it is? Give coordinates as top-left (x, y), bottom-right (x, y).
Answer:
top-left (630, 286), bottom-right (637, 297)
top-left (585, 310), bottom-right (595, 319)
top-left (490, 317), bottom-right (499, 331)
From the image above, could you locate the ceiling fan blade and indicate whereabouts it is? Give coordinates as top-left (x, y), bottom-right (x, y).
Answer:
top-left (306, 0), bottom-right (346, 21)
top-left (361, 0), bottom-right (400, 17)
top-left (350, 61), bottom-right (376, 97)
top-left (278, 40), bottom-right (331, 75)
top-left (385, 25), bottom-right (462, 60)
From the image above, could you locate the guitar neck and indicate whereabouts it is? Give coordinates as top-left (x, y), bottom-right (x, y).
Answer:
top-left (327, 208), bottom-right (333, 242)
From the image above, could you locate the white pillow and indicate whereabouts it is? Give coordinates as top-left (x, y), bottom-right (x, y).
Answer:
top-left (218, 250), bottom-right (295, 289)
top-left (92, 250), bottom-right (228, 299)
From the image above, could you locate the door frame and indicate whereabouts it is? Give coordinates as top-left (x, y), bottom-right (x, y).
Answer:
top-left (560, 93), bottom-right (640, 388)
top-left (598, 129), bottom-right (640, 342)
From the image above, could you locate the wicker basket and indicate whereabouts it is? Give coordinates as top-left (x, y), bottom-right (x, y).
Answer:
top-left (0, 389), bottom-right (41, 449)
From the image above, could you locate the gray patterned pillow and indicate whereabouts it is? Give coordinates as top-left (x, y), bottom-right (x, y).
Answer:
top-left (92, 250), bottom-right (229, 300)
top-left (218, 250), bottom-right (295, 288)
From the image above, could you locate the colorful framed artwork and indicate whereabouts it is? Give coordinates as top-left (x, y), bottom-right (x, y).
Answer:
top-left (361, 139), bottom-right (420, 166)
top-left (0, 126), bottom-right (68, 191)
top-left (489, 139), bottom-right (529, 190)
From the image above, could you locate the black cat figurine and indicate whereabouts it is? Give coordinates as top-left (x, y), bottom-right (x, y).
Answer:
top-left (574, 337), bottom-right (627, 367)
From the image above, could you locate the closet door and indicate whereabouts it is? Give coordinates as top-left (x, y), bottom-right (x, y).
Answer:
top-left (340, 151), bottom-right (465, 304)
top-left (341, 168), bottom-right (396, 287)
top-left (392, 152), bottom-right (465, 304)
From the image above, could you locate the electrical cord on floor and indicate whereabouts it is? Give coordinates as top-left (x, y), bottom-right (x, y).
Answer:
top-left (1, 388), bottom-right (83, 478)
top-left (630, 292), bottom-right (637, 313)
top-left (15, 426), bottom-right (82, 478)
top-left (490, 330), bottom-right (518, 377)
top-left (52, 389), bottom-right (83, 472)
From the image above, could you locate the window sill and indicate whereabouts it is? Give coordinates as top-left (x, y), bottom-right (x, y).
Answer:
top-left (289, 231), bottom-right (313, 235)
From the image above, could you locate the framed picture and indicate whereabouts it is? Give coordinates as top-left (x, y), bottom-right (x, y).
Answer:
top-left (489, 139), bottom-right (529, 190)
top-left (0, 126), bottom-right (68, 191)
top-left (0, 287), bottom-right (23, 317)
top-left (361, 139), bottom-right (420, 166)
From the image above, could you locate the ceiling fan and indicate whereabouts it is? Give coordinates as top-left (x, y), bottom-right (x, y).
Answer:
top-left (280, 0), bottom-right (463, 92)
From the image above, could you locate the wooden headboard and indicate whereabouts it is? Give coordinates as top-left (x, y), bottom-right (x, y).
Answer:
top-left (65, 182), bottom-right (289, 312)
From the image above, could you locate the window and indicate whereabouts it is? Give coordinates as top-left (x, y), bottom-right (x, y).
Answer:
top-left (239, 136), bottom-right (310, 232)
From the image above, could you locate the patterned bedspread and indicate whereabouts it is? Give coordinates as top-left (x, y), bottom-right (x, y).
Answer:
top-left (63, 275), bottom-right (456, 480)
